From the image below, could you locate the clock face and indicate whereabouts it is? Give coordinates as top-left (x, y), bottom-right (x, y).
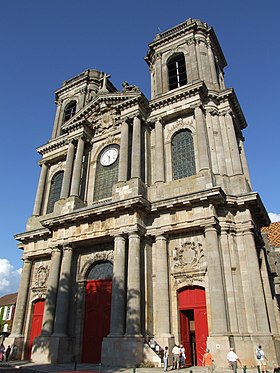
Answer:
top-left (100, 146), bottom-right (119, 166)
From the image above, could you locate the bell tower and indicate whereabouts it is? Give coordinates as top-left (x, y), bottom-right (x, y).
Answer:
top-left (145, 18), bottom-right (252, 196)
top-left (145, 18), bottom-right (226, 99)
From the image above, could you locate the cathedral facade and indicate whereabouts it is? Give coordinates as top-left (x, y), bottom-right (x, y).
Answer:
top-left (9, 19), bottom-right (280, 367)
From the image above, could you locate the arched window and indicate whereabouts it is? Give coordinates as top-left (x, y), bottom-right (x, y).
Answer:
top-left (63, 101), bottom-right (76, 123)
top-left (87, 261), bottom-right (113, 280)
top-left (167, 53), bottom-right (187, 90)
top-left (172, 130), bottom-right (196, 180)
top-left (93, 145), bottom-right (119, 201)
top-left (46, 171), bottom-right (64, 214)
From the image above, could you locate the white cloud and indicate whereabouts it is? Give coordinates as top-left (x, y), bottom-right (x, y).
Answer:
top-left (0, 258), bottom-right (21, 297)
top-left (268, 212), bottom-right (280, 223)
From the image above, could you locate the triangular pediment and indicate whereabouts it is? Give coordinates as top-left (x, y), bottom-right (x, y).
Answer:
top-left (61, 87), bottom-right (149, 136)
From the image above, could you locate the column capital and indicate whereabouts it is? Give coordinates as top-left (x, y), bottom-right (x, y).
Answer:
top-left (204, 223), bottom-right (217, 232)
top-left (62, 243), bottom-right (73, 252)
top-left (128, 231), bottom-right (140, 239)
top-left (114, 233), bottom-right (127, 241)
top-left (51, 246), bottom-right (62, 254)
top-left (155, 116), bottom-right (164, 125)
top-left (22, 257), bottom-right (32, 265)
top-left (155, 234), bottom-right (168, 242)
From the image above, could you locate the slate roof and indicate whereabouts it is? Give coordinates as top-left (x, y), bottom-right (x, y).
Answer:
top-left (262, 221), bottom-right (280, 248)
top-left (0, 292), bottom-right (17, 306)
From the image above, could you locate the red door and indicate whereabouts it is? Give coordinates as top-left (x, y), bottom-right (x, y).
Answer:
top-left (82, 279), bottom-right (112, 363)
top-left (28, 299), bottom-right (45, 359)
top-left (178, 287), bottom-right (208, 366)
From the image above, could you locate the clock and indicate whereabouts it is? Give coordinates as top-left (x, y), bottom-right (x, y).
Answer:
top-left (100, 146), bottom-right (119, 166)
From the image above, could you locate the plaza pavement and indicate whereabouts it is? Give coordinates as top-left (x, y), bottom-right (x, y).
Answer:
top-left (1, 361), bottom-right (261, 373)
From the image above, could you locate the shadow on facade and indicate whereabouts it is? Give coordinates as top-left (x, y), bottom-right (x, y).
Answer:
top-left (30, 271), bottom-right (142, 367)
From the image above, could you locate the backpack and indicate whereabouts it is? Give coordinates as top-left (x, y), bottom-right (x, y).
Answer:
top-left (256, 349), bottom-right (261, 360)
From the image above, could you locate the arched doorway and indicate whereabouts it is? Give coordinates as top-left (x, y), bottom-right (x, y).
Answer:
top-left (28, 299), bottom-right (45, 359)
top-left (82, 261), bottom-right (113, 363)
top-left (178, 286), bottom-right (208, 366)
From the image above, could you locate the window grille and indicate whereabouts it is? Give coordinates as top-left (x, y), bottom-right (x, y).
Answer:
top-left (87, 261), bottom-right (113, 280)
top-left (172, 130), bottom-right (196, 179)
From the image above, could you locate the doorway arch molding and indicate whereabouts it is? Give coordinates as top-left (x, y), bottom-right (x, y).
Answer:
top-left (173, 273), bottom-right (206, 291)
top-left (78, 250), bottom-right (114, 281)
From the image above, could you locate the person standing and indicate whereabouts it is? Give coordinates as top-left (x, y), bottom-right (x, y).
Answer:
top-left (256, 345), bottom-right (267, 373)
top-left (0, 344), bottom-right (5, 362)
top-left (5, 345), bottom-right (11, 361)
top-left (172, 344), bottom-right (181, 370)
top-left (202, 348), bottom-right (214, 373)
top-left (163, 346), bottom-right (169, 372)
top-left (179, 344), bottom-right (186, 368)
top-left (227, 347), bottom-right (241, 373)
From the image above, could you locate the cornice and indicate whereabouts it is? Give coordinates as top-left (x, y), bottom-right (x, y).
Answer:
top-left (36, 134), bottom-right (69, 155)
top-left (213, 89), bottom-right (247, 128)
top-left (14, 227), bottom-right (51, 244)
top-left (40, 196), bottom-right (151, 229)
top-left (149, 81), bottom-right (207, 111)
top-left (150, 186), bottom-right (226, 212)
top-left (146, 19), bottom-right (209, 61)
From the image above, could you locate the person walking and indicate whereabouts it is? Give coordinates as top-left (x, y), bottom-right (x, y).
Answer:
top-left (202, 348), bottom-right (214, 373)
top-left (227, 347), bottom-right (241, 373)
top-left (163, 346), bottom-right (169, 372)
top-left (256, 345), bottom-right (267, 373)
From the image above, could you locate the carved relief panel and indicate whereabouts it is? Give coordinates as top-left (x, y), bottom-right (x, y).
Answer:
top-left (169, 233), bottom-right (207, 287)
top-left (31, 260), bottom-right (50, 298)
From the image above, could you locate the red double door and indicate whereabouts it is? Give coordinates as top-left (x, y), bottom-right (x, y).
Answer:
top-left (82, 279), bottom-right (112, 363)
top-left (178, 286), bottom-right (208, 366)
top-left (28, 299), bottom-right (45, 359)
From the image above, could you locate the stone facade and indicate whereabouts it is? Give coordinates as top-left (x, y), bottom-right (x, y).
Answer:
top-left (7, 19), bottom-right (280, 368)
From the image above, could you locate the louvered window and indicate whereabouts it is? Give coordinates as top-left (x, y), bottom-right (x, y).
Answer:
top-left (168, 53), bottom-right (187, 90)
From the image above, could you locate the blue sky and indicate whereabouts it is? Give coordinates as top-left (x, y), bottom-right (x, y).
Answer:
top-left (0, 0), bottom-right (279, 296)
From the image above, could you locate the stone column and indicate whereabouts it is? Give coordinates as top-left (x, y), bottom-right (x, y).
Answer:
top-left (41, 247), bottom-right (62, 335)
top-left (259, 247), bottom-right (279, 334)
top-left (118, 120), bottom-right (129, 182)
top-left (225, 113), bottom-right (242, 175)
top-left (239, 139), bottom-right (252, 188)
top-left (219, 227), bottom-right (238, 333)
top-left (154, 235), bottom-right (171, 336)
top-left (70, 137), bottom-right (85, 197)
top-left (53, 244), bottom-right (73, 335)
top-left (195, 107), bottom-right (210, 171)
top-left (207, 43), bottom-right (218, 85)
top-left (154, 118), bottom-right (165, 183)
top-left (74, 281), bottom-right (87, 358)
top-left (61, 141), bottom-right (75, 199)
top-left (243, 230), bottom-right (270, 332)
top-left (195, 40), bottom-right (203, 80)
top-left (131, 116), bottom-right (141, 179)
top-left (10, 258), bottom-right (32, 336)
top-left (126, 232), bottom-right (141, 336)
top-left (188, 40), bottom-right (199, 82)
top-left (33, 163), bottom-right (48, 216)
top-left (204, 224), bottom-right (228, 334)
top-left (51, 101), bottom-right (62, 138)
top-left (109, 235), bottom-right (126, 336)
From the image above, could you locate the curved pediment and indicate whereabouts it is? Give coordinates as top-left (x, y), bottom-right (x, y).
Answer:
top-left (61, 88), bottom-right (148, 136)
